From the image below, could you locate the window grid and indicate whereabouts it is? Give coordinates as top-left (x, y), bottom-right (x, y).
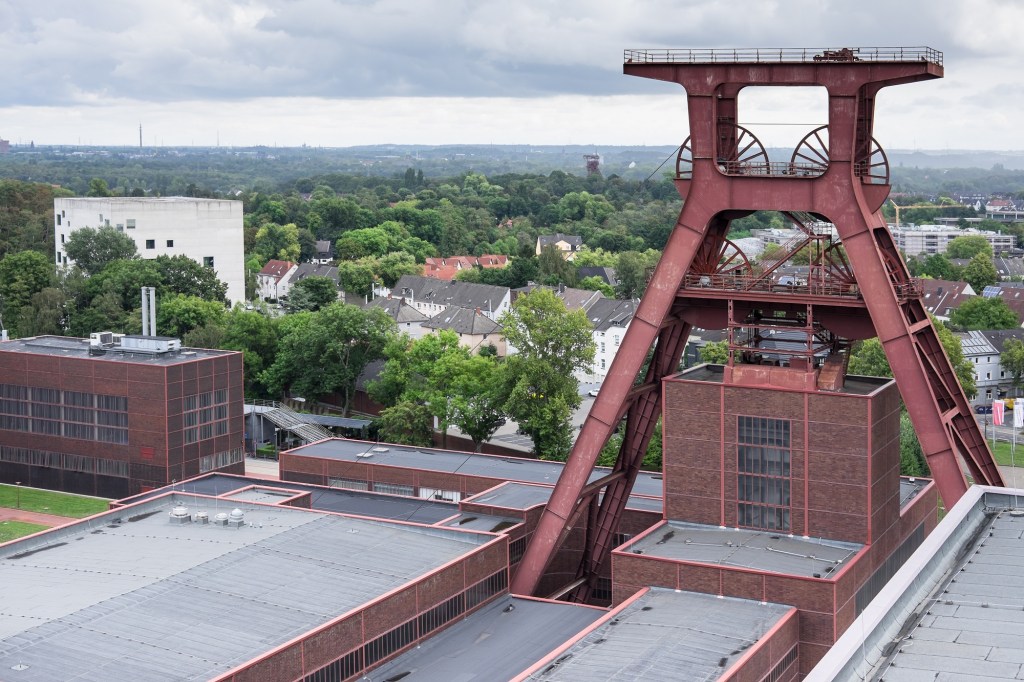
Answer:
top-left (736, 415), bottom-right (791, 532)
top-left (0, 383), bottom-right (128, 444)
top-left (182, 389), bottom-right (231, 445)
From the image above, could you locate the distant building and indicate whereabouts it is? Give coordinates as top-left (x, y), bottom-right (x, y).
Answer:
top-left (385, 275), bottom-right (511, 321)
top-left (892, 224), bottom-right (1014, 257)
top-left (576, 266), bottom-right (618, 288)
top-left (423, 254), bottom-right (509, 281)
top-left (287, 262), bottom-right (340, 293)
top-left (54, 197), bottom-right (245, 302)
top-left (0, 334), bottom-right (243, 497)
top-left (536, 233), bottom-right (583, 261)
top-left (919, 278), bottom-right (975, 320)
top-left (363, 296), bottom-right (429, 339)
top-left (313, 239), bottom-right (335, 264)
top-left (585, 298), bottom-right (638, 377)
top-left (958, 328), bottom-right (1024, 403)
top-left (256, 259), bottom-right (297, 301)
top-left (0, 138), bottom-right (9, 154)
top-left (422, 306), bottom-right (506, 356)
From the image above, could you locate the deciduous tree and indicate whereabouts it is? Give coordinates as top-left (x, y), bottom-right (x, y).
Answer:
top-left (949, 296), bottom-right (1018, 331)
top-left (63, 226), bottom-right (138, 275)
top-left (500, 288), bottom-right (595, 459)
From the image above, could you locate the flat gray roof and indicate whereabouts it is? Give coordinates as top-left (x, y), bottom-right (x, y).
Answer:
top-left (623, 520), bottom-right (862, 578)
top-left (286, 439), bottom-right (664, 499)
top-left (530, 588), bottom-right (794, 680)
top-left (0, 335), bottom-right (234, 366)
top-left (675, 363), bottom-right (893, 396)
top-left (469, 481), bottom-right (663, 514)
top-left (812, 487), bottom-right (1024, 681)
top-left (0, 493), bottom-right (491, 681)
top-left (120, 473), bottom-right (461, 525)
top-left (365, 597), bottom-right (605, 682)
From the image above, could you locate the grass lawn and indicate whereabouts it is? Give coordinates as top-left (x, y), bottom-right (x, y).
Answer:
top-left (0, 520), bottom-right (50, 543)
top-left (0, 484), bottom-right (109, 518)
top-left (988, 439), bottom-right (1024, 467)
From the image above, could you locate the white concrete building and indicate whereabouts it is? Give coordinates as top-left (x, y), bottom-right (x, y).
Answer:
top-left (891, 223), bottom-right (1015, 257)
top-left (55, 197), bottom-right (245, 303)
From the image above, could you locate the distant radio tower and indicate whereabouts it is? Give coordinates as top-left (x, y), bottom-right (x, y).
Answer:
top-left (584, 153), bottom-right (601, 175)
top-left (139, 124), bottom-right (143, 148)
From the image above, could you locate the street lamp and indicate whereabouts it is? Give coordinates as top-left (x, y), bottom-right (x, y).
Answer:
top-left (15, 481), bottom-right (21, 510)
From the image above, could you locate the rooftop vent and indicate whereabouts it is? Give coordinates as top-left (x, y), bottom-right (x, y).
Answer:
top-left (227, 508), bottom-right (245, 528)
top-left (194, 511), bottom-right (209, 525)
top-left (169, 505), bottom-right (191, 524)
top-left (213, 512), bottom-right (230, 526)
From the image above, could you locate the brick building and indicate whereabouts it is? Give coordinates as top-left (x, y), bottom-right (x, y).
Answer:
top-left (0, 334), bottom-right (244, 498)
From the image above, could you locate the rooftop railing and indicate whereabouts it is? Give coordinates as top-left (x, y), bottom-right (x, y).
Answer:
top-left (624, 47), bottom-right (942, 66)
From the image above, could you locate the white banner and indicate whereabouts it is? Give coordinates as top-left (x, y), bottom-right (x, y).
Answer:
top-left (1014, 401), bottom-right (1024, 428)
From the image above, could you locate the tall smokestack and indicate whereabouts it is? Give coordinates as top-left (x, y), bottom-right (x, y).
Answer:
top-left (141, 287), bottom-right (149, 335)
top-left (141, 286), bottom-right (157, 336)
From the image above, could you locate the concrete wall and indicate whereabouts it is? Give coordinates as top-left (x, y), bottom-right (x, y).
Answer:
top-left (55, 197), bottom-right (245, 303)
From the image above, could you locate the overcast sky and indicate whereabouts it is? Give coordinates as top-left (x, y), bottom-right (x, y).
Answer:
top-left (1, 0), bottom-right (1021, 150)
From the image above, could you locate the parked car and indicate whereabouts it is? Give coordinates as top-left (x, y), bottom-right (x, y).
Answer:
top-left (975, 404), bottom-right (992, 414)
top-left (588, 389), bottom-right (600, 397)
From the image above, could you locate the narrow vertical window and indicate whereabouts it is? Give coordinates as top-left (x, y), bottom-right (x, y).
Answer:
top-left (736, 415), bottom-right (791, 531)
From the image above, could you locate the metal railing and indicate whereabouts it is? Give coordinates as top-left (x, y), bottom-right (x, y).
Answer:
top-left (249, 399), bottom-right (334, 443)
top-left (624, 47), bottom-right (942, 66)
top-left (682, 273), bottom-right (923, 301)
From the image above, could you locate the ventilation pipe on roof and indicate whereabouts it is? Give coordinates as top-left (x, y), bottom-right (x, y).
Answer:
top-left (141, 286), bottom-right (156, 336)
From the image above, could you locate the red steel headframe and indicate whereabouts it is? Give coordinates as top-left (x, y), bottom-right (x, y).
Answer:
top-left (512, 47), bottom-right (1002, 600)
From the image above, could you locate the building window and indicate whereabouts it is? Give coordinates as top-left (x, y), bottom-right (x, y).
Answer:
top-left (56, 215), bottom-right (62, 226)
top-left (126, 219), bottom-right (136, 229)
top-left (736, 415), bottom-right (791, 531)
top-left (60, 234), bottom-right (64, 243)
top-left (166, 240), bottom-right (174, 247)
top-left (204, 256), bottom-right (214, 268)
top-left (145, 239), bottom-right (155, 249)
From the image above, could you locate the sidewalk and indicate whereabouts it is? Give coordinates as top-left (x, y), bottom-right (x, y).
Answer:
top-left (0, 508), bottom-right (76, 527)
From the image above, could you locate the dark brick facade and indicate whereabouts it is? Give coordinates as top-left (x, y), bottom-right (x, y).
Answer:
top-left (0, 340), bottom-right (244, 497)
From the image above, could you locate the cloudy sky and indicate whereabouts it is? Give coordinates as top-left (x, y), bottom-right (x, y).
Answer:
top-left (1, 0), bottom-right (1021, 150)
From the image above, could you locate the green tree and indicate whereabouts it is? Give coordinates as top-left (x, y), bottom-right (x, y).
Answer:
top-left (946, 235), bottom-right (993, 260)
top-left (949, 296), bottom-right (1018, 331)
top-left (377, 251), bottom-right (421, 287)
top-left (899, 412), bottom-right (929, 477)
top-left (919, 253), bottom-right (960, 281)
top-left (63, 226), bottom-right (139, 275)
top-left (286, 276), bottom-right (338, 312)
top-left (336, 259), bottom-right (378, 298)
top-left (262, 303), bottom-right (395, 414)
top-left (577, 275), bottom-right (614, 298)
top-left (615, 251), bottom-right (648, 299)
top-left (253, 222), bottom-right (301, 263)
top-left (849, 320), bottom-right (976, 399)
top-left (699, 340), bottom-right (729, 364)
top-left (450, 355), bottom-right (508, 450)
top-left (220, 307), bottom-right (278, 397)
top-left (960, 252), bottom-right (1000, 292)
top-left (370, 331), bottom-right (470, 447)
top-left (87, 178), bottom-right (112, 197)
top-left (500, 288), bottom-right (595, 459)
top-left (154, 254), bottom-right (228, 302)
top-left (375, 401), bottom-right (434, 446)
top-left (15, 287), bottom-right (67, 337)
top-left (0, 250), bottom-right (53, 332)
top-left (1001, 338), bottom-right (1024, 391)
top-left (156, 294), bottom-right (226, 339)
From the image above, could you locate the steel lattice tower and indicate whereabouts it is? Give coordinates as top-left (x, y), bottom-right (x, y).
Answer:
top-left (512, 46), bottom-right (1003, 601)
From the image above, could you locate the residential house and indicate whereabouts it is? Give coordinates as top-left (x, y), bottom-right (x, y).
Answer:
top-left (257, 259), bottom-right (298, 302)
top-left (287, 262), bottom-right (341, 296)
top-left (422, 306), bottom-right (506, 356)
top-left (536, 233), bottom-right (583, 261)
top-left (994, 256), bottom-right (1024, 280)
top-left (363, 296), bottom-right (429, 339)
top-left (585, 298), bottom-right (639, 377)
top-left (919, 279), bottom-right (975, 321)
top-left (576, 266), bottom-right (619, 288)
top-left (313, 240), bottom-right (335, 264)
top-left (423, 254), bottom-right (509, 281)
top-left (384, 275), bottom-right (511, 321)
top-left (959, 329), bottom-right (1024, 403)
